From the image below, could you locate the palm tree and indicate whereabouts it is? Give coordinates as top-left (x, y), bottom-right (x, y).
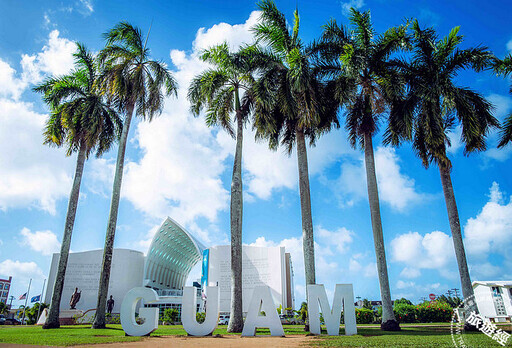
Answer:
top-left (385, 21), bottom-right (498, 324)
top-left (493, 54), bottom-right (512, 147)
top-left (33, 43), bottom-right (121, 329)
top-left (92, 22), bottom-right (177, 329)
top-left (314, 9), bottom-right (409, 331)
top-left (251, 0), bottom-right (339, 324)
top-left (188, 43), bottom-right (261, 333)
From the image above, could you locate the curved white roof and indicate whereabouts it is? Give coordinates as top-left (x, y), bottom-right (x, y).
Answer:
top-left (144, 217), bottom-right (205, 290)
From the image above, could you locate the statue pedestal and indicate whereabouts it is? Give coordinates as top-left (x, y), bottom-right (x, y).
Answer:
top-left (59, 309), bottom-right (84, 325)
top-left (37, 309), bottom-right (83, 325)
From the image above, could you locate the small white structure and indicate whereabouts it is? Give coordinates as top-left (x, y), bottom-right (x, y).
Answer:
top-left (473, 281), bottom-right (512, 322)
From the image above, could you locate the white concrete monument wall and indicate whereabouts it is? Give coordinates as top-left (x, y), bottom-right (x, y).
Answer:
top-left (45, 249), bottom-right (144, 313)
top-left (205, 245), bottom-right (287, 313)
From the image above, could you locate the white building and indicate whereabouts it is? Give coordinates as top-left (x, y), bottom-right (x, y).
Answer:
top-left (45, 217), bottom-right (294, 319)
top-left (202, 245), bottom-right (294, 315)
top-left (45, 249), bottom-right (144, 313)
top-left (473, 281), bottom-right (512, 322)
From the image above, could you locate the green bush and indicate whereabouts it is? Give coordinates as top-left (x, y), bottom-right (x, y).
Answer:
top-left (161, 308), bottom-right (180, 324)
top-left (416, 301), bottom-right (453, 323)
top-left (394, 298), bottom-right (413, 306)
top-left (393, 303), bottom-right (417, 323)
top-left (196, 312), bottom-right (206, 323)
top-left (355, 308), bottom-right (374, 324)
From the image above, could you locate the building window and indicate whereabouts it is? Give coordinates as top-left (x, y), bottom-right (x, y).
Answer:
top-left (0, 284), bottom-right (3, 290)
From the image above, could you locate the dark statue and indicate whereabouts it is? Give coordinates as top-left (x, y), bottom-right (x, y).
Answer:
top-left (107, 295), bottom-right (115, 314)
top-left (69, 287), bottom-right (81, 309)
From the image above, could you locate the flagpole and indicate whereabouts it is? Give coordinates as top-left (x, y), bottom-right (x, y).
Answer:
top-left (21, 278), bottom-right (31, 325)
top-left (36, 279), bottom-right (46, 324)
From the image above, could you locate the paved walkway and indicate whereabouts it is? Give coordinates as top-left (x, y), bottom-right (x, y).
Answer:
top-left (85, 335), bottom-right (313, 348)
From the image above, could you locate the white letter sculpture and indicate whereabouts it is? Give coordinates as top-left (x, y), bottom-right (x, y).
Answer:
top-left (307, 284), bottom-right (357, 336)
top-left (241, 285), bottom-right (284, 336)
top-left (182, 286), bottom-right (219, 336)
top-left (120, 287), bottom-right (159, 336)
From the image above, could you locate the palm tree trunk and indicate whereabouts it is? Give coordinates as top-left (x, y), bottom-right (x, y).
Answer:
top-left (439, 164), bottom-right (477, 319)
top-left (92, 104), bottom-right (134, 329)
top-left (296, 129), bottom-right (315, 332)
top-left (43, 142), bottom-right (87, 329)
top-left (227, 90), bottom-right (244, 333)
top-left (296, 129), bottom-right (315, 287)
top-left (363, 133), bottom-right (399, 331)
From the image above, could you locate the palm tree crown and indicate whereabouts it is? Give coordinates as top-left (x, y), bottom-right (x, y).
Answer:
top-left (97, 21), bottom-right (177, 118)
top-left (252, 1), bottom-right (339, 150)
top-left (35, 43), bottom-right (121, 157)
top-left (188, 43), bottom-right (260, 134)
top-left (385, 20), bottom-right (498, 166)
top-left (315, 9), bottom-right (409, 147)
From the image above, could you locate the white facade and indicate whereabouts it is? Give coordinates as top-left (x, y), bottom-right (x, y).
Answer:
top-left (144, 217), bottom-right (205, 291)
top-left (473, 281), bottom-right (512, 322)
top-left (203, 245), bottom-right (294, 314)
top-left (45, 249), bottom-right (144, 313)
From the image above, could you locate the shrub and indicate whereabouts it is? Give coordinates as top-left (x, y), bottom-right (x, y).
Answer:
top-left (162, 308), bottom-right (180, 324)
top-left (416, 301), bottom-right (453, 323)
top-left (394, 298), bottom-right (413, 306)
top-left (393, 303), bottom-right (417, 323)
top-left (196, 312), bottom-right (206, 323)
top-left (355, 308), bottom-right (374, 324)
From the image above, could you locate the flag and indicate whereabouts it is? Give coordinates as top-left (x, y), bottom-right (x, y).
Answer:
top-left (19, 293), bottom-right (27, 300)
top-left (31, 295), bottom-right (41, 303)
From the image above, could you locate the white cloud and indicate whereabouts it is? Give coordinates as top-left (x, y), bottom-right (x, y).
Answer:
top-left (395, 280), bottom-right (442, 294)
top-left (447, 125), bottom-right (463, 155)
top-left (0, 59), bottom-right (26, 100)
top-left (470, 262), bottom-right (501, 279)
top-left (0, 30), bottom-right (79, 214)
top-left (464, 182), bottom-right (512, 258)
top-left (396, 280), bottom-right (415, 289)
top-left (336, 147), bottom-right (426, 211)
top-left (341, 0), bottom-right (365, 16)
top-left (317, 226), bottom-right (353, 253)
top-left (400, 267), bottom-right (421, 279)
top-left (20, 228), bottom-right (61, 256)
top-left (348, 258), bottom-right (377, 278)
top-left (390, 230), bottom-right (455, 276)
top-left (21, 30), bottom-right (75, 85)
top-left (0, 99), bottom-right (73, 214)
top-left (0, 259), bottom-right (44, 282)
top-left (507, 39), bottom-right (512, 52)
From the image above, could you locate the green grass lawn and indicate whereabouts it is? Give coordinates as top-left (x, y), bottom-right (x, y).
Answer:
top-left (0, 324), bottom-right (510, 347)
top-left (309, 326), bottom-right (512, 347)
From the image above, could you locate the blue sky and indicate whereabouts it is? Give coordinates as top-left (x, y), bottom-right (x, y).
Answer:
top-left (0, 0), bottom-right (511, 309)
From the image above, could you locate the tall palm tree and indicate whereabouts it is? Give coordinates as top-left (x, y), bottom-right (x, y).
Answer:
top-left (33, 43), bottom-right (121, 329)
top-left (385, 21), bottom-right (498, 325)
top-left (251, 0), bottom-right (339, 323)
top-left (314, 9), bottom-right (409, 331)
top-left (92, 22), bottom-right (177, 329)
top-left (188, 43), bottom-right (261, 333)
top-left (493, 54), bottom-right (512, 147)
